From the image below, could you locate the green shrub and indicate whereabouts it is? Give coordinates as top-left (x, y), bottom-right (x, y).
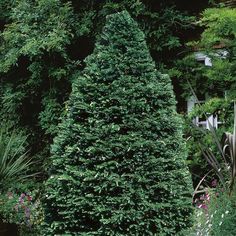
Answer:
top-left (43, 11), bottom-right (193, 235)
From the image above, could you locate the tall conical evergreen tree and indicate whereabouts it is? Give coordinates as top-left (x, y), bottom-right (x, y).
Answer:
top-left (44, 11), bottom-right (193, 235)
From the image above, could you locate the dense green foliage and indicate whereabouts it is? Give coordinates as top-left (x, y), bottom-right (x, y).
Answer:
top-left (73, 0), bottom-right (196, 61)
top-left (199, 7), bottom-right (236, 106)
top-left (175, 7), bottom-right (236, 123)
top-left (179, 8), bottom-right (235, 102)
top-left (0, 0), bottom-right (79, 169)
top-left (1, 0), bottom-right (235, 235)
top-left (0, 0), bottom-right (199, 170)
top-left (43, 11), bottom-right (193, 235)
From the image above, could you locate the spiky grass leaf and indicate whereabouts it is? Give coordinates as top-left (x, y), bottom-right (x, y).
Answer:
top-left (0, 129), bottom-right (38, 189)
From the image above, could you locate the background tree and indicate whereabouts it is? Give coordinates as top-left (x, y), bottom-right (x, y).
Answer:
top-left (44, 11), bottom-right (193, 235)
top-left (171, 6), bottom-right (236, 186)
top-left (0, 0), bottom-right (80, 171)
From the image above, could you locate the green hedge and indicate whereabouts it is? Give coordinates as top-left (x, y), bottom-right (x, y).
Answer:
top-left (43, 11), bottom-right (193, 235)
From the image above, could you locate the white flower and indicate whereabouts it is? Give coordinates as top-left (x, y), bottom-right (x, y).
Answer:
top-left (225, 210), bottom-right (229, 214)
top-left (197, 211), bottom-right (203, 216)
top-left (219, 221), bottom-right (222, 226)
top-left (221, 214), bottom-right (224, 218)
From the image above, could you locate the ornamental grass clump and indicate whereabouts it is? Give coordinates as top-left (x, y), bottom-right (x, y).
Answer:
top-left (43, 11), bottom-right (193, 235)
top-left (0, 128), bottom-right (36, 190)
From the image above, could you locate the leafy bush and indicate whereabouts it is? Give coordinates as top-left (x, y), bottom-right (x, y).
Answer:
top-left (43, 11), bottom-right (193, 235)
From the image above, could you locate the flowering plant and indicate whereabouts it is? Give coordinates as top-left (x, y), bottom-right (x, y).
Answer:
top-left (0, 190), bottom-right (44, 234)
top-left (191, 181), bottom-right (235, 236)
